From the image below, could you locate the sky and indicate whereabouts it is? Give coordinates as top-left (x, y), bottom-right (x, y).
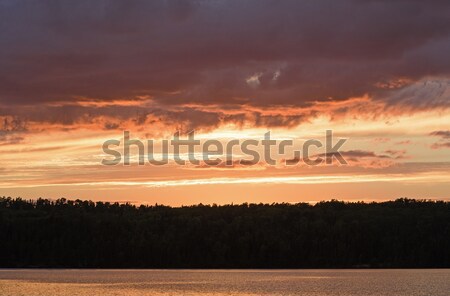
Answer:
top-left (0, 0), bottom-right (449, 205)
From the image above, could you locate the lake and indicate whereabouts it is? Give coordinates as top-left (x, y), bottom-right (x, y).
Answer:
top-left (0, 269), bottom-right (449, 296)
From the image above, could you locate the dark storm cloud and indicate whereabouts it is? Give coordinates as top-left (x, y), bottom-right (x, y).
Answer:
top-left (0, 0), bottom-right (449, 123)
top-left (430, 130), bottom-right (450, 149)
top-left (316, 150), bottom-right (392, 161)
top-left (430, 130), bottom-right (450, 139)
top-left (0, 116), bottom-right (27, 145)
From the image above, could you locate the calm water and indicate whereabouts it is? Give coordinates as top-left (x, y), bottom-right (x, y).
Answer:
top-left (0, 269), bottom-right (449, 296)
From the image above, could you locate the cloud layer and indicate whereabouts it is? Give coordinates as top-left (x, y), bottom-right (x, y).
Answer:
top-left (1, 1), bottom-right (449, 109)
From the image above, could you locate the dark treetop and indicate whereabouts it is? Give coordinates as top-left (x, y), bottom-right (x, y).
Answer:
top-left (1, 197), bottom-right (449, 268)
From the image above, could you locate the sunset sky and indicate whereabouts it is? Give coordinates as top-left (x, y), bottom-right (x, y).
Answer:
top-left (0, 0), bottom-right (449, 205)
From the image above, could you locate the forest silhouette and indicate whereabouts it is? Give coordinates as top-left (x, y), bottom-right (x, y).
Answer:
top-left (1, 197), bottom-right (449, 268)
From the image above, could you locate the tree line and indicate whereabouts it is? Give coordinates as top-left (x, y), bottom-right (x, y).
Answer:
top-left (0, 197), bottom-right (449, 268)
